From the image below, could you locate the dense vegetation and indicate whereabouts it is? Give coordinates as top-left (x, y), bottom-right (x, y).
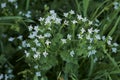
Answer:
top-left (0, 0), bottom-right (120, 80)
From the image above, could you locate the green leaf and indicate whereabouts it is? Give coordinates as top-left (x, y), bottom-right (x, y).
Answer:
top-left (83, 0), bottom-right (90, 16)
top-left (34, 76), bottom-right (38, 80)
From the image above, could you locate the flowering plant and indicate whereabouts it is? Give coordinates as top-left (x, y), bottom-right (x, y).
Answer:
top-left (7, 10), bottom-right (119, 79)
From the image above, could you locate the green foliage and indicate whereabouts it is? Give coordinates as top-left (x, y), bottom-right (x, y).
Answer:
top-left (0, 0), bottom-right (120, 80)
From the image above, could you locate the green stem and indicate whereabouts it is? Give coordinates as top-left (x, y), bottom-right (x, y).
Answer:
top-left (88, 56), bottom-right (94, 78)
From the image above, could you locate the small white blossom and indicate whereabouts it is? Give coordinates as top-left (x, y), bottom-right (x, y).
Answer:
top-left (61, 39), bottom-right (67, 44)
top-left (31, 47), bottom-right (36, 52)
top-left (107, 40), bottom-right (111, 45)
top-left (1, 3), bottom-right (6, 8)
top-left (88, 46), bottom-right (92, 50)
top-left (63, 13), bottom-right (68, 17)
top-left (45, 39), bottom-right (51, 46)
top-left (94, 29), bottom-right (100, 33)
top-left (24, 50), bottom-right (30, 57)
top-left (34, 25), bottom-right (39, 32)
top-left (113, 43), bottom-right (119, 47)
top-left (102, 36), bottom-right (106, 41)
top-left (8, 37), bottom-right (15, 42)
top-left (17, 35), bottom-right (23, 40)
top-left (55, 18), bottom-right (62, 24)
top-left (64, 20), bottom-right (69, 25)
top-left (108, 36), bottom-right (112, 40)
top-left (26, 43), bottom-right (30, 47)
top-left (88, 21), bottom-right (93, 25)
top-left (81, 28), bottom-right (86, 34)
top-left (88, 50), bottom-right (96, 57)
top-left (82, 17), bottom-right (87, 22)
top-left (70, 50), bottom-right (75, 57)
top-left (34, 65), bottom-right (38, 69)
top-left (94, 57), bottom-right (98, 63)
top-left (86, 35), bottom-right (91, 40)
top-left (112, 48), bottom-right (117, 53)
top-left (0, 74), bottom-right (3, 80)
top-left (36, 72), bottom-right (41, 77)
top-left (67, 34), bottom-right (72, 40)
top-left (88, 28), bottom-right (93, 34)
top-left (43, 51), bottom-right (48, 57)
top-left (77, 34), bottom-right (83, 39)
top-left (44, 33), bottom-right (51, 38)
top-left (28, 25), bottom-right (33, 31)
top-left (37, 35), bottom-right (44, 39)
top-left (8, 0), bottom-right (15, 3)
top-left (95, 34), bottom-right (101, 40)
top-left (38, 17), bottom-right (44, 21)
top-left (50, 10), bottom-right (55, 14)
top-left (77, 14), bottom-right (83, 20)
top-left (72, 20), bottom-right (77, 24)
top-left (69, 10), bottom-right (75, 14)
top-left (33, 53), bottom-right (40, 59)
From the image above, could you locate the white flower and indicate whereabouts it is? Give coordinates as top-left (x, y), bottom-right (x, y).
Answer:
top-left (94, 29), bottom-right (100, 33)
top-left (77, 34), bottom-right (83, 39)
top-left (55, 18), bottom-right (62, 24)
top-left (107, 40), bottom-right (111, 45)
top-left (102, 36), bottom-right (106, 41)
top-left (22, 40), bottom-right (27, 47)
top-left (36, 43), bottom-right (41, 47)
top-left (86, 35), bottom-right (91, 40)
top-left (69, 10), bottom-right (75, 14)
top-left (43, 51), bottom-right (48, 57)
top-left (8, 37), bottom-right (15, 42)
top-left (88, 50), bottom-right (96, 57)
top-left (1, 3), bottom-right (6, 8)
top-left (63, 13), bottom-right (68, 17)
top-left (67, 34), bottom-right (72, 40)
top-left (24, 50), bottom-right (30, 57)
top-left (34, 39), bottom-right (39, 44)
top-left (28, 25), bottom-right (33, 31)
top-left (34, 25), bottom-right (39, 32)
top-left (94, 57), bottom-right (98, 63)
top-left (34, 65), bottom-right (38, 69)
top-left (50, 10), bottom-right (55, 14)
top-left (88, 21), bottom-right (93, 25)
top-left (5, 74), bottom-right (9, 80)
top-left (108, 36), bottom-right (112, 40)
top-left (38, 17), bottom-right (44, 21)
top-left (61, 39), bottom-right (67, 44)
top-left (44, 33), bottom-right (51, 38)
top-left (25, 11), bottom-right (31, 18)
top-left (17, 35), bottom-right (23, 40)
top-left (77, 14), bottom-right (83, 20)
top-left (81, 28), bottom-right (86, 34)
top-left (33, 53), bottom-right (40, 59)
top-left (82, 17), bottom-right (87, 22)
top-left (113, 43), bottom-right (119, 47)
top-left (88, 46), bottom-right (92, 50)
top-left (45, 39), bottom-right (51, 45)
top-left (72, 20), bottom-right (77, 24)
top-left (45, 17), bottom-right (51, 25)
top-left (112, 48), bottom-right (117, 53)
top-left (31, 47), bottom-right (36, 52)
top-left (37, 35), bottom-right (44, 39)
top-left (70, 50), bottom-right (75, 57)
top-left (28, 33), bottom-right (35, 39)
top-left (8, 0), bottom-right (15, 3)
top-left (64, 20), bottom-right (69, 25)
top-left (88, 28), bottom-right (93, 34)
top-left (0, 74), bottom-right (3, 80)
top-left (95, 34), bottom-right (101, 40)
top-left (36, 72), bottom-right (41, 77)
top-left (26, 43), bottom-right (30, 47)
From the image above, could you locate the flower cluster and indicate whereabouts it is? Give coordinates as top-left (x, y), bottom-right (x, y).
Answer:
top-left (8, 10), bottom-right (119, 78)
